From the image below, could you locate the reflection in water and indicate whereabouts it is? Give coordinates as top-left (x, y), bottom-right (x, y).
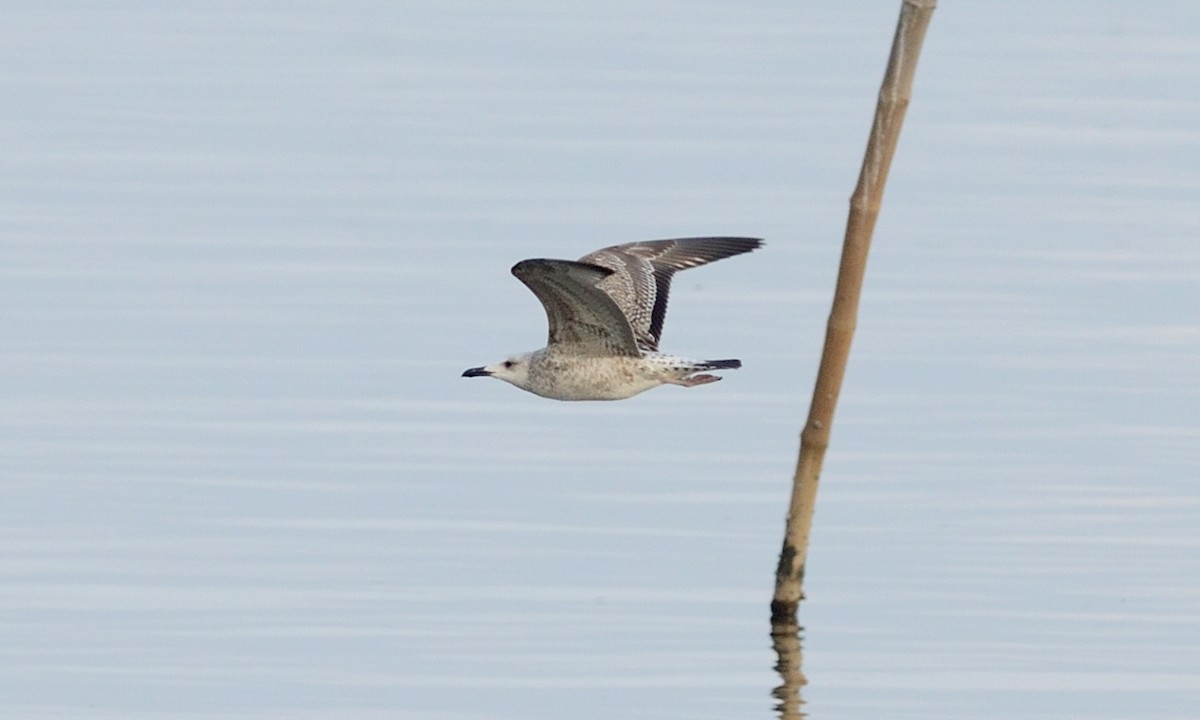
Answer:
top-left (771, 619), bottom-right (807, 720)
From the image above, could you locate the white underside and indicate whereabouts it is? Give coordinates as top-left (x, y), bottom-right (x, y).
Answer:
top-left (520, 351), bottom-right (704, 401)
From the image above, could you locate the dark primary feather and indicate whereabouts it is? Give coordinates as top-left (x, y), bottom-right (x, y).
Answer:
top-left (511, 259), bottom-right (642, 357)
top-left (579, 237), bottom-right (762, 351)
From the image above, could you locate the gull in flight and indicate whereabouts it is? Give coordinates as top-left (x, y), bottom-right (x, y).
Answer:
top-left (462, 236), bottom-right (762, 400)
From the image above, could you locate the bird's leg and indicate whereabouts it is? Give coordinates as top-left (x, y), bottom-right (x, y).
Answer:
top-left (670, 373), bottom-right (722, 387)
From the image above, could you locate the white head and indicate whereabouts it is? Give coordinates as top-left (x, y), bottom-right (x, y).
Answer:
top-left (461, 352), bottom-right (535, 392)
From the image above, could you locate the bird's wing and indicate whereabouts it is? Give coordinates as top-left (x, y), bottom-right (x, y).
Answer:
top-left (579, 237), bottom-right (762, 351)
top-left (511, 259), bottom-right (642, 357)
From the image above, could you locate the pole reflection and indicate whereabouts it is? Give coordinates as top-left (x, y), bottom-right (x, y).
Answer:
top-left (770, 618), bottom-right (807, 719)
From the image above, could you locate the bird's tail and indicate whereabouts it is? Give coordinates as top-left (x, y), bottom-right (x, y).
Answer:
top-left (700, 358), bottom-right (741, 370)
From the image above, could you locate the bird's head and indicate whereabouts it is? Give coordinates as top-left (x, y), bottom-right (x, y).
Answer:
top-left (461, 352), bottom-right (534, 391)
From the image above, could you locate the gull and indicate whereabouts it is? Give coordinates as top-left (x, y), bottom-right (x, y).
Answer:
top-left (462, 236), bottom-right (762, 400)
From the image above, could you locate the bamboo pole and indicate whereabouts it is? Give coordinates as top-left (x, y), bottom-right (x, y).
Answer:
top-left (771, 0), bottom-right (937, 621)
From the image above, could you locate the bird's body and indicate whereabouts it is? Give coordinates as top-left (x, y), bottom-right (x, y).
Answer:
top-left (506, 349), bottom-right (742, 401)
top-left (462, 237), bottom-right (762, 401)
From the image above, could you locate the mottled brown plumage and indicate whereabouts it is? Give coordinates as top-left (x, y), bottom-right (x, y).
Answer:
top-left (578, 237), bottom-right (763, 351)
top-left (463, 236), bottom-right (763, 401)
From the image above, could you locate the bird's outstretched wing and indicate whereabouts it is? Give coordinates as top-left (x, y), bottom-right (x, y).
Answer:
top-left (511, 259), bottom-right (641, 358)
top-left (579, 237), bottom-right (762, 351)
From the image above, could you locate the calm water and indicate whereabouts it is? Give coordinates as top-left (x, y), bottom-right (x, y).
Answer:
top-left (2, 2), bottom-right (1197, 718)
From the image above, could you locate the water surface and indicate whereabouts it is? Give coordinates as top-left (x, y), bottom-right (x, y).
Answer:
top-left (2, 2), bottom-right (1197, 718)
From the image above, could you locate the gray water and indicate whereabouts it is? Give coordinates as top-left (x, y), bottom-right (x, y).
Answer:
top-left (2, 2), bottom-right (1197, 718)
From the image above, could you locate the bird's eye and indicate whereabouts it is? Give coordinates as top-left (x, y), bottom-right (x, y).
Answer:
top-left (503, 360), bottom-right (515, 369)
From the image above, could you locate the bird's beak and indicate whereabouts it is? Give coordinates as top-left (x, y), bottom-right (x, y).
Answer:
top-left (461, 366), bottom-right (492, 378)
